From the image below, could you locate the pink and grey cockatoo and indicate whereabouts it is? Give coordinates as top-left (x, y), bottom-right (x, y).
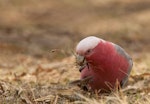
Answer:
top-left (76, 36), bottom-right (133, 92)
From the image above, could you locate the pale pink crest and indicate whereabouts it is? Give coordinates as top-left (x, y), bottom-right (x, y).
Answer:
top-left (76, 36), bottom-right (105, 55)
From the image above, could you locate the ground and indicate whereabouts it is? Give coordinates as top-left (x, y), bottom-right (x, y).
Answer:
top-left (0, 0), bottom-right (150, 104)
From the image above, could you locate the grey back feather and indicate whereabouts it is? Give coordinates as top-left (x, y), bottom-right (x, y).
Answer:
top-left (114, 44), bottom-right (133, 87)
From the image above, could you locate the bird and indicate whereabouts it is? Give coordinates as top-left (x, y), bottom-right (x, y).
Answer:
top-left (75, 36), bottom-right (133, 92)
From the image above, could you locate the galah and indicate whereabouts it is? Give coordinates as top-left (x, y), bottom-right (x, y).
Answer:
top-left (76, 36), bottom-right (133, 92)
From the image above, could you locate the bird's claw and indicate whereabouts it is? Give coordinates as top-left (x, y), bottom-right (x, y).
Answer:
top-left (69, 76), bottom-right (93, 91)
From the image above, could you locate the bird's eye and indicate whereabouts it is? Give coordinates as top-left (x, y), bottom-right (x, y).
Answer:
top-left (87, 50), bottom-right (90, 53)
top-left (86, 49), bottom-right (92, 54)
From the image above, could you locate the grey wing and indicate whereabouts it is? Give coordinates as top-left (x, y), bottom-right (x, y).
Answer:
top-left (114, 44), bottom-right (133, 87)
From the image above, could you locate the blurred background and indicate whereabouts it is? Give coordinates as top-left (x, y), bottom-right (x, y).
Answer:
top-left (0, 0), bottom-right (150, 59)
top-left (0, 0), bottom-right (150, 103)
top-left (0, 0), bottom-right (150, 75)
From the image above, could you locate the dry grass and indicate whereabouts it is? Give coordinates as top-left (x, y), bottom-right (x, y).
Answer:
top-left (0, 53), bottom-right (149, 104)
top-left (0, 0), bottom-right (150, 104)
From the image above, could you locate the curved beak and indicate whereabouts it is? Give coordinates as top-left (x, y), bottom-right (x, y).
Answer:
top-left (76, 54), bottom-right (85, 66)
top-left (76, 54), bottom-right (87, 72)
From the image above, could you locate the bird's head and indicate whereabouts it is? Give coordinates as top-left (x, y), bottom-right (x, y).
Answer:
top-left (76, 36), bottom-right (106, 68)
